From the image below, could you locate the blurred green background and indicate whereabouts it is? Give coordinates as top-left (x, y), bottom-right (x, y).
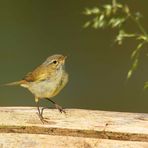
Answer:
top-left (0, 0), bottom-right (148, 113)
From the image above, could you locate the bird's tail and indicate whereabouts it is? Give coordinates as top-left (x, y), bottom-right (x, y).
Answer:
top-left (4, 81), bottom-right (23, 86)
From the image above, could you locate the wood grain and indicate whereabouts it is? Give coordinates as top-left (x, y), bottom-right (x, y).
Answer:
top-left (0, 107), bottom-right (147, 147)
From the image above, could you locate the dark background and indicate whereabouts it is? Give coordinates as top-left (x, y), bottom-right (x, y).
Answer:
top-left (0, 0), bottom-right (148, 113)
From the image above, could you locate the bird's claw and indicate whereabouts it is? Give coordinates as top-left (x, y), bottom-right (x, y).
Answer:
top-left (55, 104), bottom-right (66, 114)
top-left (38, 113), bottom-right (49, 124)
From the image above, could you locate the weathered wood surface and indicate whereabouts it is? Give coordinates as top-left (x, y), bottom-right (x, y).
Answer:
top-left (0, 107), bottom-right (148, 148)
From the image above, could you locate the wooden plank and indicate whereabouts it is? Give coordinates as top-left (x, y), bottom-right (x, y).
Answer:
top-left (0, 107), bottom-right (148, 147)
top-left (0, 133), bottom-right (148, 148)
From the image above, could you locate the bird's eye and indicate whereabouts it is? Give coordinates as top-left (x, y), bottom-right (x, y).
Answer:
top-left (53, 60), bottom-right (57, 64)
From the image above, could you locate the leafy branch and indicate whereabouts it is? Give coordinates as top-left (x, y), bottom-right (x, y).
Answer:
top-left (83, 0), bottom-right (148, 87)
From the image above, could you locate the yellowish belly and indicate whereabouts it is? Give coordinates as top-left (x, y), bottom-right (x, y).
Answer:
top-left (27, 79), bottom-right (61, 98)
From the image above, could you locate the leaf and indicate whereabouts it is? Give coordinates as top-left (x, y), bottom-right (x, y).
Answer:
top-left (83, 21), bottom-right (91, 28)
top-left (92, 15), bottom-right (106, 29)
top-left (91, 7), bottom-right (100, 14)
top-left (123, 5), bottom-right (130, 15)
top-left (103, 4), bottom-right (112, 16)
top-left (116, 3), bottom-right (123, 8)
top-left (137, 35), bottom-right (148, 41)
top-left (115, 30), bottom-right (125, 45)
top-left (131, 50), bottom-right (138, 60)
top-left (83, 7), bottom-right (100, 15)
top-left (103, 4), bottom-right (112, 10)
top-left (127, 42), bottom-right (145, 79)
top-left (83, 8), bottom-right (92, 15)
top-left (109, 18), bottom-right (125, 28)
top-left (99, 14), bottom-right (105, 21)
top-left (127, 58), bottom-right (138, 79)
top-left (127, 70), bottom-right (132, 79)
top-left (135, 12), bottom-right (143, 20)
top-left (131, 42), bottom-right (144, 59)
top-left (92, 16), bottom-right (99, 29)
top-left (144, 81), bottom-right (148, 90)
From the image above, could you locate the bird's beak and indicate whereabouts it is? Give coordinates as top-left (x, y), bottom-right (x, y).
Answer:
top-left (61, 56), bottom-right (67, 64)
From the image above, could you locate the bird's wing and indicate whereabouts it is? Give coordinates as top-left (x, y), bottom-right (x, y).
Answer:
top-left (23, 65), bottom-right (50, 82)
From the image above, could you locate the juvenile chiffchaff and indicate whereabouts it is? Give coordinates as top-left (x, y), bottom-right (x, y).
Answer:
top-left (6, 54), bottom-right (68, 123)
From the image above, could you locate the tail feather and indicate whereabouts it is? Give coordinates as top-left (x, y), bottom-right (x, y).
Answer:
top-left (4, 81), bottom-right (22, 86)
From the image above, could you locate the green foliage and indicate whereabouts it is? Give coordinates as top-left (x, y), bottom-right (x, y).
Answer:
top-left (83, 1), bottom-right (128, 29)
top-left (83, 0), bottom-right (148, 87)
top-left (144, 81), bottom-right (148, 89)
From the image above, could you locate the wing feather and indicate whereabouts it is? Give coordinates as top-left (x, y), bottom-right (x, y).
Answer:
top-left (23, 65), bottom-right (51, 82)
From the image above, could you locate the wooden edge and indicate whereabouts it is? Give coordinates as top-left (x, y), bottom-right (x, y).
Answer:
top-left (0, 107), bottom-right (148, 142)
top-left (0, 133), bottom-right (148, 148)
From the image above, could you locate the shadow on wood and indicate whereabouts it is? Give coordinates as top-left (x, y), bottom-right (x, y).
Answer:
top-left (0, 107), bottom-right (148, 147)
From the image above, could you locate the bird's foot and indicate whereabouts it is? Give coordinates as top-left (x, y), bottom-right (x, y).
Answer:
top-left (55, 104), bottom-right (66, 114)
top-left (38, 113), bottom-right (49, 124)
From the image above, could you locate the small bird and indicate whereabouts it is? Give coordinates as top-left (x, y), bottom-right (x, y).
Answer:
top-left (5, 54), bottom-right (68, 123)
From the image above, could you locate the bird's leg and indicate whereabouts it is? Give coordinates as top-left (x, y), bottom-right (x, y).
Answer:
top-left (36, 101), bottom-right (44, 121)
top-left (46, 98), bottom-right (66, 114)
top-left (40, 106), bottom-right (51, 118)
top-left (35, 99), bottom-right (48, 123)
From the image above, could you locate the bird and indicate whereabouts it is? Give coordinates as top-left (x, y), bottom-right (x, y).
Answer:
top-left (5, 54), bottom-right (68, 123)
